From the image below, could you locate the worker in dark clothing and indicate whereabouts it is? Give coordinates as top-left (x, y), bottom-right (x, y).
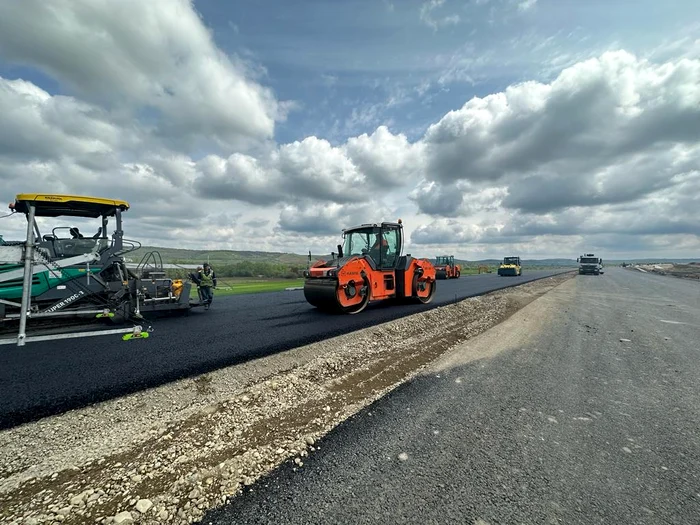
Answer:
top-left (197, 263), bottom-right (217, 309)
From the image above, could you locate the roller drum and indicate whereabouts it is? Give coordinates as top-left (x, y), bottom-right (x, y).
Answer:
top-left (304, 278), bottom-right (369, 314)
top-left (304, 278), bottom-right (342, 312)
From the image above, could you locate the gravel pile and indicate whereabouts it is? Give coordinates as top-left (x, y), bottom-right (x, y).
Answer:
top-left (0, 273), bottom-right (573, 524)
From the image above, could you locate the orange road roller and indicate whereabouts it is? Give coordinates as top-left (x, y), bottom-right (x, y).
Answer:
top-left (303, 220), bottom-right (436, 314)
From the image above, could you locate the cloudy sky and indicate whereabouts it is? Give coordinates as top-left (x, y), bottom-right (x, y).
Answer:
top-left (0, 0), bottom-right (698, 260)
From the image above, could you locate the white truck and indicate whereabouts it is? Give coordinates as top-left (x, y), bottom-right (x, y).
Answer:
top-left (577, 253), bottom-right (603, 275)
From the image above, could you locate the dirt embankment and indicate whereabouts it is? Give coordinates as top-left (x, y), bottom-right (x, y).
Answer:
top-left (0, 272), bottom-right (574, 525)
top-left (629, 263), bottom-right (700, 280)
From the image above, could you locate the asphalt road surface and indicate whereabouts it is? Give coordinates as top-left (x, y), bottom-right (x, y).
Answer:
top-left (203, 268), bottom-right (700, 525)
top-left (0, 269), bottom-right (568, 429)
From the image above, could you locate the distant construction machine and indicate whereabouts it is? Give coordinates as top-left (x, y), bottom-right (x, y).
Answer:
top-left (303, 220), bottom-right (436, 314)
top-left (0, 193), bottom-right (207, 346)
top-left (434, 255), bottom-right (461, 279)
top-left (577, 253), bottom-right (604, 275)
top-left (497, 256), bottom-right (522, 276)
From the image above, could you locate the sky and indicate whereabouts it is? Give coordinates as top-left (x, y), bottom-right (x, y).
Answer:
top-left (0, 0), bottom-right (698, 260)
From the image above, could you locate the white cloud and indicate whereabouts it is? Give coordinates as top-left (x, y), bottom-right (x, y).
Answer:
top-left (321, 74), bottom-right (339, 88)
top-left (195, 152), bottom-right (281, 205)
top-left (645, 23), bottom-right (700, 62)
top-left (0, 0), bottom-right (698, 261)
top-left (517, 0), bottom-right (537, 12)
top-left (428, 43), bottom-right (494, 87)
top-left (405, 50), bottom-right (700, 256)
top-left (420, 0), bottom-right (461, 31)
top-left (277, 202), bottom-right (377, 235)
top-left (0, 0), bottom-right (280, 150)
top-left (410, 180), bottom-right (465, 217)
top-left (410, 181), bottom-right (508, 218)
top-left (194, 128), bottom-right (421, 206)
top-left (345, 126), bottom-right (425, 186)
top-left (275, 137), bottom-right (365, 202)
top-left (0, 67), bottom-right (416, 248)
top-left (411, 219), bottom-right (486, 245)
top-left (0, 77), bottom-right (122, 163)
top-left (422, 50), bottom-right (700, 214)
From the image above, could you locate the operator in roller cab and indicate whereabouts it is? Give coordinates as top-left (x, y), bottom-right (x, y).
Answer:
top-left (368, 232), bottom-right (389, 261)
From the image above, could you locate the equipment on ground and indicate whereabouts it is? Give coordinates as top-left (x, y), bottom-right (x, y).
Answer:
top-left (497, 256), bottom-right (522, 276)
top-left (477, 265), bottom-right (491, 274)
top-left (577, 253), bottom-right (603, 275)
top-left (434, 255), bottom-right (461, 279)
top-left (303, 220), bottom-right (436, 314)
top-left (0, 193), bottom-right (207, 346)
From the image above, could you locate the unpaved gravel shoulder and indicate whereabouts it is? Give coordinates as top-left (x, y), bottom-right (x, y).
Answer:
top-left (630, 263), bottom-right (700, 281)
top-left (0, 272), bottom-right (574, 525)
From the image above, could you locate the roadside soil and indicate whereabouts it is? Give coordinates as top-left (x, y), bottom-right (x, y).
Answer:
top-left (0, 272), bottom-right (574, 525)
top-left (630, 262), bottom-right (700, 280)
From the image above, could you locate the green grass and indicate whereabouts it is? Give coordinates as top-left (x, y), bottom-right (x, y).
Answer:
top-left (459, 267), bottom-right (492, 275)
top-left (190, 278), bottom-right (305, 298)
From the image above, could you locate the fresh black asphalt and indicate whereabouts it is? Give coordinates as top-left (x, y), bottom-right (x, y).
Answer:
top-left (202, 268), bottom-right (700, 525)
top-left (0, 269), bottom-right (568, 429)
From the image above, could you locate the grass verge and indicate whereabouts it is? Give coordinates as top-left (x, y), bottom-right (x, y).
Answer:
top-left (190, 278), bottom-right (304, 298)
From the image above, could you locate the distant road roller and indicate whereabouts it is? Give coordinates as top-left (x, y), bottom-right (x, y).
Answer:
top-left (497, 256), bottom-right (522, 276)
top-left (303, 220), bottom-right (436, 314)
top-left (434, 255), bottom-right (461, 279)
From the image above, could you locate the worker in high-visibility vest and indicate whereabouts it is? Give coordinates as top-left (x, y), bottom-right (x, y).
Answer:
top-left (197, 263), bottom-right (217, 309)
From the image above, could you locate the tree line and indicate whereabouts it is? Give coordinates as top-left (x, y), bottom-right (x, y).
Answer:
top-left (166, 260), bottom-right (306, 280)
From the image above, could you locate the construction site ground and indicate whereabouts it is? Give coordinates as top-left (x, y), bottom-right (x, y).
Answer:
top-left (0, 269), bottom-right (567, 429)
top-left (0, 272), bottom-right (573, 525)
top-left (205, 268), bottom-right (700, 525)
top-left (629, 262), bottom-right (700, 280)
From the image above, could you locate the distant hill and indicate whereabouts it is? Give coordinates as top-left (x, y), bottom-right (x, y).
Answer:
top-left (123, 246), bottom-right (696, 269)
top-left (124, 246), bottom-right (311, 266)
top-left (125, 247), bottom-right (584, 268)
top-left (604, 258), bottom-right (698, 264)
top-left (460, 258), bottom-right (578, 267)
top-left (463, 258), bottom-right (698, 266)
